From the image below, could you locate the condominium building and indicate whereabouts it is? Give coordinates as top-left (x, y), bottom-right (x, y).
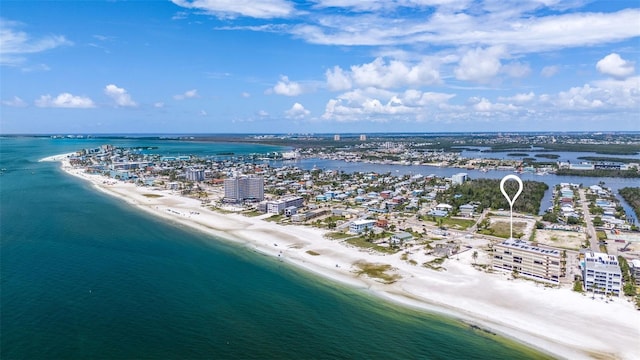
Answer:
top-left (582, 252), bottom-right (622, 296)
top-left (492, 239), bottom-right (562, 284)
top-left (224, 176), bottom-right (264, 202)
top-left (185, 167), bottom-right (205, 182)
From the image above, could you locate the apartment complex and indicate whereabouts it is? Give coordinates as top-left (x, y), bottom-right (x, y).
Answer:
top-left (492, 239), bottom-right (562, 284)
top-left (224, 176), bottom-right (264, 203)
top-left (582, 252), bottom-right (622, 296)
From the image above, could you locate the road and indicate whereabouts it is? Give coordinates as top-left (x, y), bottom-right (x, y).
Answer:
top-left (578, 188), bottom-right (600, 253)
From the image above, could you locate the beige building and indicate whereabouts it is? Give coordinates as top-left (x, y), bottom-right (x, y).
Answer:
top-left (492, 239), bottom-right (562, 284)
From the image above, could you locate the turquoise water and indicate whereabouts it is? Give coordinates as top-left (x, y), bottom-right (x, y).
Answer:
top-left (0, 137), bottom-right (550, 359)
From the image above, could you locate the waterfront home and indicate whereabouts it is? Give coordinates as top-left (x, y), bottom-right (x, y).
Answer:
top-left (390, 231), bottom-right (413, 245)
top-left (349, 219), bottom-right (376, 234)
top-left (435, 203), bottom-right (453, 213)
top-left (427, 209), bottom-right (448, 217)
top-left (459, 204), bottom-right (476, 217)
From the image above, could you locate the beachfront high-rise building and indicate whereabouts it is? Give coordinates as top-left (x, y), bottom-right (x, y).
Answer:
top-left (224, 176), bottom-right (264, 203)
top-left (492, 239), bottom-right (562, 284)
top-left (334, 134), bottom-right (340, 141)
top-left (360, 134), bottom-right (367, 141)
top-left (185, 167), bottom-right (205, 182)
top-left (582, 252), bottom-right (622, 296)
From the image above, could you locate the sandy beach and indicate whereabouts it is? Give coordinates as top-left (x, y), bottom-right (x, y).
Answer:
top-left (41, 153), bottom-right (640, 360)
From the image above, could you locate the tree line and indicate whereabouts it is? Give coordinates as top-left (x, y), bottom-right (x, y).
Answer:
top-left (436, 178), bottom-right (548, 215)
top-left (618, 187), bottom-right (640, 221)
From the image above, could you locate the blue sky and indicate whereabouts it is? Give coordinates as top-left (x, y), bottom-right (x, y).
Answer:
top-left (1, 0), bottom-right (639, 134)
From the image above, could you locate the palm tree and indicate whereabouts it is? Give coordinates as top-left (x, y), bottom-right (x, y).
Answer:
top-left (472, 250), bottom-right (478, 264)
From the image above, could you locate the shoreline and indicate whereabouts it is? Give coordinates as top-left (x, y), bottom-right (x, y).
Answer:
top-left (42, 153), bottom-right (640, 360)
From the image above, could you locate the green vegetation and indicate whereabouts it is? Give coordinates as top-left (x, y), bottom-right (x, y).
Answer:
top-left (242, 210), bottom-right (263, 217)
top-left (535, 143), bottom-right (640, 155)
top-left (573, 280), bottom-right (584, 293)
top-left (353, 261), bottom-right (401, 284)
top-left (507, 153), bottom-right (529, 157)
top-left (142, 193), bottom-right (163, 198)
top-left (264, 214), bottom-right (284, 222)
top-left (306, 250), bottom-right (320, 256)
top-left (211, 207), bottom-right (234, 214)
top-left (618, 187), bottom-right (640, 221)
top-left (618, 256), bottom-right (637, 297)
top-left (555, 169), bottom-right (639, 178)
top-left (346, 237), bottom-right (394, 253)
top-left (326, 232), bottom-right (352, 240)
top-left (423, 256), bottom-right (446, 271)
top-left (477, 220), bottom-right (526, 239)
top-left (535, 154), bottom-right (560, 159)
top-left (440, 217), bottom-right (476, 230)
top-left (436, 178), bottom-right (548, 215)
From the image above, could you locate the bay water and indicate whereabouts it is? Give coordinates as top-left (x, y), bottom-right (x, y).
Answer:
top-left (1, 137), bottom-right (549, 359)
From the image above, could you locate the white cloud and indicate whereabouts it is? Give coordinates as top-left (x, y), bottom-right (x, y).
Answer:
top-left (200, 110), bottom-right (208, 116)
top-left (498, 92), bottom-right (536, 103)
top-left (104, 84), bottom-right (137, 107)
top-left (322, 88), bottom-right (455, 121)
top-left (326, 66), bottom-right (353, 91)
top-left (241, 92), bottom-right (251, 98)
top-left (0, 19), bottom-right (72, 66)
top-left (258, 110), bottom-right (269, 117)
top-left (596, 53), bottom-right (635, 79)
top-left (154, 102), bottom-right (165, 108)
top-left (350, 57), bottom-right (441, 88)
top-left (174, 89), bottom-right (199, 100)
top-left (285, 102), bottom-right (310, 119)
top-left (1, 96), bottom-right (28, 107)
top-left (271, 76), bottom-right (303, 96)
top-left (540, 65), bottom-right (559, 77)
top-left (171, 0), bottom-right (295, 19)
top-left (283, 6), bottom-right (640, 53)
top-left (471, 97), bottom-right (519, 113)
top-left (454, 46), bottom-right (504, 83)
top-left (325, 58), bottom-right (441, 91)
top-left (501, 62), bottom-right (531, 78)
top-left (35, 93), bottom-right (95, 108)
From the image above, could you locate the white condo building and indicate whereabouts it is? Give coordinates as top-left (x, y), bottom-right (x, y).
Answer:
top-left (582, 252), bottom-right (622, 296)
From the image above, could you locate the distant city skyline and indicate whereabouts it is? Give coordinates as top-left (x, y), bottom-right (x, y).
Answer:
top-left (1, 0), bottom-right (639, 134)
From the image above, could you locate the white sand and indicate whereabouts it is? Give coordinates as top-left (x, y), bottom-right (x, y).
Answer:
top-left (43, 154), bottom-right (640, 359)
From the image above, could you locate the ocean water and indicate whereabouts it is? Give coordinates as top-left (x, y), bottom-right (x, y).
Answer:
top-left (0, 137), bottom-right (550, 359)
